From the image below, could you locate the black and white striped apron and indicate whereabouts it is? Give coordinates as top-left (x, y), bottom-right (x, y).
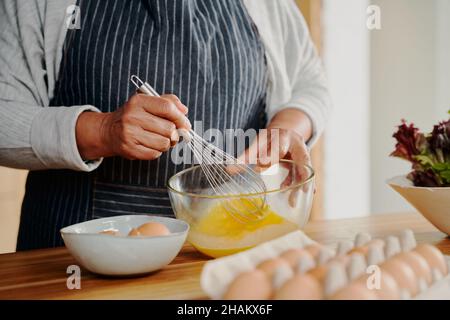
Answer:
top-left (17, 0), bottom-right (268, 250)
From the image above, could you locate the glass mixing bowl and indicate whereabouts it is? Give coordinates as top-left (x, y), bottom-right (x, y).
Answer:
top-left (167, 160), bottom-right (315, 258)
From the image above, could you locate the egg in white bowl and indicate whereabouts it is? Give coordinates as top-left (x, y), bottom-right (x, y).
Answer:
top-left (388, 175), bottom-right (450, 236)
top-left (60, 215), bottom-right (189, 276)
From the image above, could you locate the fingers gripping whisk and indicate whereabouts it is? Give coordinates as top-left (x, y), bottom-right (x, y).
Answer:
top-left (130, 75), bottom-right (267, 222)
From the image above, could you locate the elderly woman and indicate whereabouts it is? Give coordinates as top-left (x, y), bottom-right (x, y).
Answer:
top-left (0, 0), bottom-right (331, 250)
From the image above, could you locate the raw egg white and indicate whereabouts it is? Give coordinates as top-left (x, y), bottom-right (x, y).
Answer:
top-left (223, 270), bottom-right (272, 300)
top-left (128, 222), bottom-right (170, 237)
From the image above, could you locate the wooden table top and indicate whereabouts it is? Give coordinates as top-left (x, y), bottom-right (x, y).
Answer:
top-left (0, 212), bottom-right (448, 300)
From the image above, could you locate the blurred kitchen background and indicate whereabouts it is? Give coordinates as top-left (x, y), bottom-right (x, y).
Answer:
top-left (1, 0), bottom-right (449, 253)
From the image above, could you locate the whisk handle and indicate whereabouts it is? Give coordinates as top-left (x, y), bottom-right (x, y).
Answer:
top-left (130, 75), bottom-right (161, 97)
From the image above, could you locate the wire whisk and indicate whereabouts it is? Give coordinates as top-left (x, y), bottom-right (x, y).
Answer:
top-left (130, 75), bottom-right (267, 222)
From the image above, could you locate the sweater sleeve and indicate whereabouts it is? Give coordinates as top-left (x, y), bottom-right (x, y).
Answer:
top-left (243, 0), bottom-right (332, 146)
top-left (0, 0), bottom-right (102, 171)
top-left (272, 0), bottom-right (332, 146)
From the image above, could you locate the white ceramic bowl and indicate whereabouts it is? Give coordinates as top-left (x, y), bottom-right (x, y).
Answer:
top-left (60, 215), bottom-right (189, 276)
top-left (388, 175), bottom-right (450, 235)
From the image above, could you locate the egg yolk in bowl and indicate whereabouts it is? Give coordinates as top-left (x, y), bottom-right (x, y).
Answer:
top-left (187, 198), bottom-right (299, 258)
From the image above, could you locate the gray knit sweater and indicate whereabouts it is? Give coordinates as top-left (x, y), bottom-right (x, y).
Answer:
top-left (0, 0), bottom-right (331, 172)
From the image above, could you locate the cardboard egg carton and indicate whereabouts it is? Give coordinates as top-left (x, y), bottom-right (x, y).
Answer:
top-left (200, 230), bottom-right (450, 300)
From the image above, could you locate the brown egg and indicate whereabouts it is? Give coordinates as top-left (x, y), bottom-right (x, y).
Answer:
top-left (308, 255), bottom-right (350, 283)
top-left (331, 282), bottom-right (378, 300)
top-left (128, 228), bottom-right (140, 237)
top-left (356, 270), bottom-right (400, 300)
top-left (309, 261), bottom-right (346, 284)
top-left (380, 258), bottom-right (418, 296)
top-left (308, 264), bottom-right (328, 282)
top-left (336, 240), bottom-right (354, 256)
top-left (257, 258), bottom-right (291, 277)
top-left (274, 274), bottom-right (323, 300)
top-left (303, 244), bottom-right (322, 260)
top-left (280, 249), bottom-right (314, 268)
top-left (349, 239), bottom-right (385, 256)
top-left (394, 251), bottom-right (432, 285)
top-left (99, 229), bottom-right (118, 236)
top-left (223, 270), bottom-right (272, 300)
top-left (128, 222), bottom-right (170, 237)
top-left (414, 244), bottom-right (448, 277)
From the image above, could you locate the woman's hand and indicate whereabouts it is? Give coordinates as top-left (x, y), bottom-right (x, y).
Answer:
top-left (76, 94), bottom-right (191, 160)
top-left (239, 127), bottom-right (311, 187)
top-left (239, 108), bottom-right (312, 179)
top-left (238, 108), bottom-right (313, 206)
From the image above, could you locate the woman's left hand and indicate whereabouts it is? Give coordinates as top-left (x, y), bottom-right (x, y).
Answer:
top-left (238, 127), bottom-right (311, 181)
top-left (237, 109), bottom-right (313, 206)
top-left (239, 108), bottom-right (312, 179)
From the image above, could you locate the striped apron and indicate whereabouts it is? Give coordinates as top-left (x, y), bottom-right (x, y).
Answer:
top-left (17, 0), bottom-right (268, 250)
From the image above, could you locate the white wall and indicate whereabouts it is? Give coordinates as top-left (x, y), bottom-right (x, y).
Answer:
top-left (322, 0), bottom-right (449, 218)
top-left (322, 0), bottom-right (371, 219)
top-left (435, 0), bottom-right (450, 116)
top-left (370, 0), bottom-right (449, 214)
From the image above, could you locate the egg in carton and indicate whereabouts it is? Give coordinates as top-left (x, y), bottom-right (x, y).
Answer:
top-left (327, 231), bottom-right (450, 300)
top-left (200, 229), bottom-right (450, 299)
top-left (200, 230), bottom-right (322, 299)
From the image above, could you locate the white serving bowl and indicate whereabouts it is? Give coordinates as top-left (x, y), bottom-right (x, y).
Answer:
top-left (388, 175), bottom-right (450, 235)
top-left (60, 215), bottom-right (189, 276)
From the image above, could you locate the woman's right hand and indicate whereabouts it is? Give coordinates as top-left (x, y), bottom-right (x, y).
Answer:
top-left (76, 94), bottom-right (191, 161)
